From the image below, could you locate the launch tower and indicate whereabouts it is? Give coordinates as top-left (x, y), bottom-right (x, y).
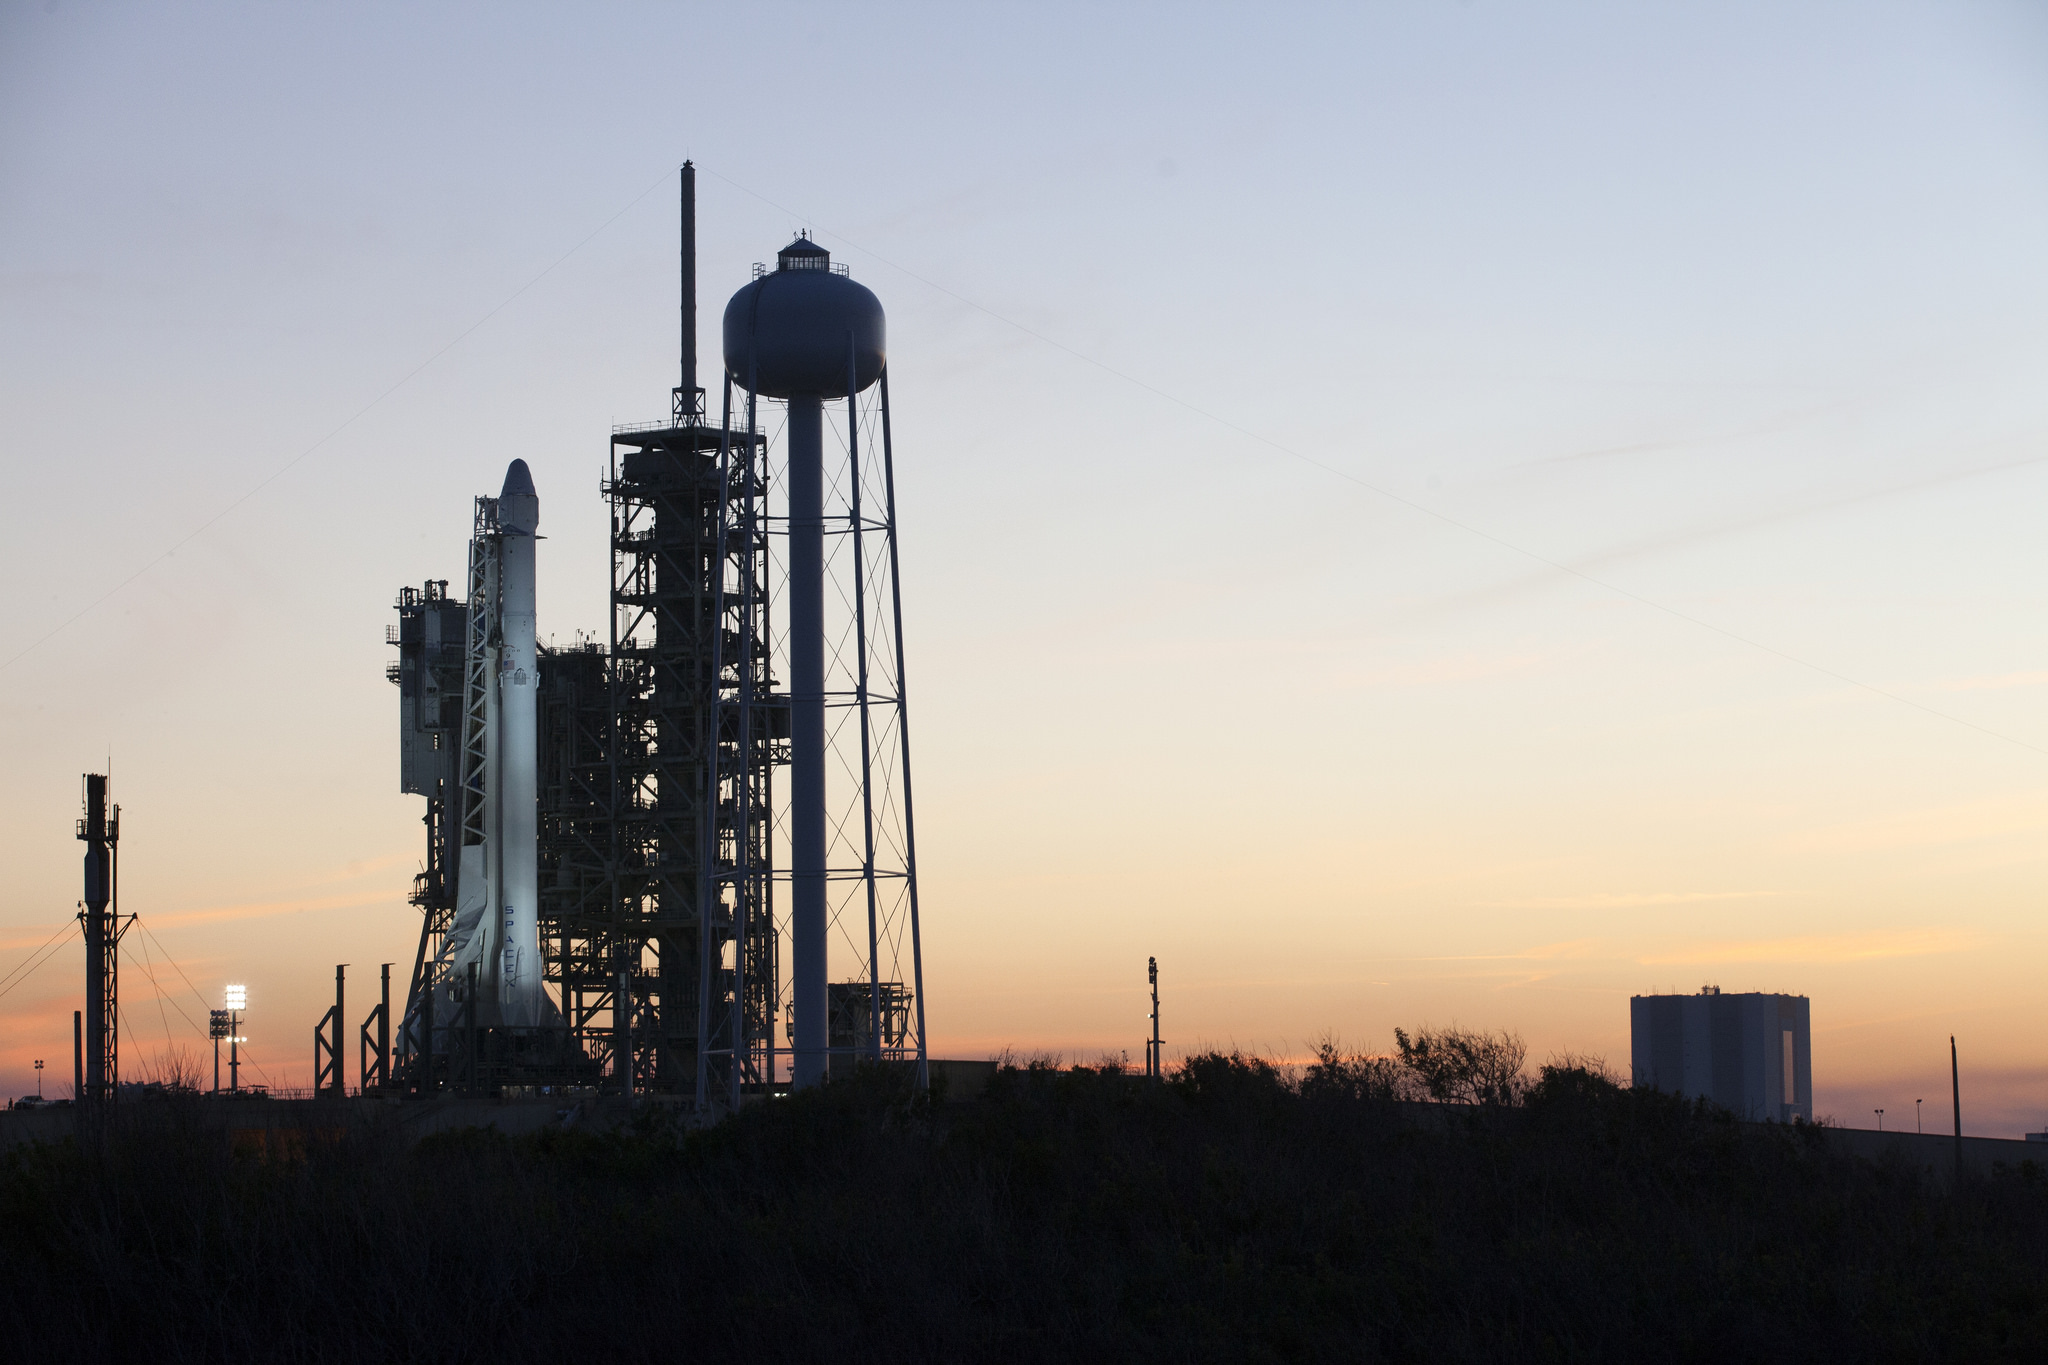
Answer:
top-left (388, 164), bottom-right (927, 1105)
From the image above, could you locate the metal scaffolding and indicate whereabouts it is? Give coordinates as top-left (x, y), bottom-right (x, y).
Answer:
top-left (596, 400), bottom-right (780, 1106)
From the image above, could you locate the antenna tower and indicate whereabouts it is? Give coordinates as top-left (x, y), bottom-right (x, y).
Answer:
top-left (76, 773), bottom-right (125, 1105)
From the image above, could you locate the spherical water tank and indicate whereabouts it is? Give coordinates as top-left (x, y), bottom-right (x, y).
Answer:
top-left (723, 236), bottom-right (885, 398)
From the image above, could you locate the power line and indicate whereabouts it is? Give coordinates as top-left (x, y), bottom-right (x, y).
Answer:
top-left (132, 916), bottom-right (276, 1091)
top-left (124, 933), bottom-right (181, 1052)
top-left (0, 921), bottom-right (80, 1004)
top-left (3, 910), bottom-right (285, 1089)
top-left (133, 915), bottom-right (213, 1019)
top-left (116, 999), bottom-right (135, 1081)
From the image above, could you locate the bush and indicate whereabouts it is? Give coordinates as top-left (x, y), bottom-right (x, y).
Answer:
top-left (1300, 1035), bottom-right (1415, 1103)
top-left (0, 1054), bottom-right (2043, 1362)
top-left (1393, 1024), bottom-right (1528, 1105)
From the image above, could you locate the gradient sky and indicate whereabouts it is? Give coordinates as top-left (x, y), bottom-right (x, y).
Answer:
top-left (3, 2), bottom-right (2046, 1132)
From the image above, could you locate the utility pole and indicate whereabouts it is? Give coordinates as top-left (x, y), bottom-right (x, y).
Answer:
top-left (1916, 1098), bottom-right (1922, 1134)
top-left (1951, 1035), bottom-right (1963, 1183)
top-left (1146, 957), bottom-right (1162, 1083)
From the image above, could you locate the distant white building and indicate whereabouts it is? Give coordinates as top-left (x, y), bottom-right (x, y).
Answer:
top-left (1630, 988), bottom-right (1811, 1122)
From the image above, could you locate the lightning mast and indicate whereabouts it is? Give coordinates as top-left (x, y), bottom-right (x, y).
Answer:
top-left (76, 773), bottom-right (124, 1106)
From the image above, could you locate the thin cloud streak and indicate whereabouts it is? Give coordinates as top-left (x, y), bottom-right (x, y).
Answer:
top-left (1408, 450), bottom-right (2048, 624)
top-left (1317, 650), bottom-right (1550, 694)
top-left (1789, 795), bottom-right (2048, 855)
top-left (1511, 396), bottom-right (1858, 469)
top-left (1478, 891), bottom-right (1783, 911)
top-left (1922, 670), bottom-right (2048, 694)
top-left (1405, 926), bottom-right (1979, 967)
top-left (1641, 927), bottom-right (1981, 965)
top-left (141, 890), bottom-right (402, 930)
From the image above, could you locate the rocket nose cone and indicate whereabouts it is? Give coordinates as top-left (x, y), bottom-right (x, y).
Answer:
top-left (499, 459), bottom-right (538, 535)
top-left (501, 459), bottom-right (536, 500)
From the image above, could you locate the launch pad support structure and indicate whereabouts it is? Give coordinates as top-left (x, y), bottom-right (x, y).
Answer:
top-left (387, 169), bottom-right (926, 1107)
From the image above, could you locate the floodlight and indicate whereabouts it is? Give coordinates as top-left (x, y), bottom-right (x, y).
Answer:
top-left (225, 984), bottom-right (246, 1011)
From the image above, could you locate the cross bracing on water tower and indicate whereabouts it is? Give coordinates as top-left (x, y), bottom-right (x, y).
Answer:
top-left (738, 322), bottom-right (926, 1094)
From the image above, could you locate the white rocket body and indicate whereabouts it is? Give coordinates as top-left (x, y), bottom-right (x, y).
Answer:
top-left (431, 460), bottom-right (548, 1035)
top-left (490, 459), bottom-right (544, 1026)
top-left (481, 458), bottom-right (540, 1023)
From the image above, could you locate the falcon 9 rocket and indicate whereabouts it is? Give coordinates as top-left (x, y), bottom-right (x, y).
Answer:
top-left (394, 459), bottom-right (552, 1047)
top-left (490, 459), bottom-right (544, 1027)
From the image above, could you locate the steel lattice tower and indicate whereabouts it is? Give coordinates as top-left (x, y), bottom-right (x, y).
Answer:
top-left (725, 234), bottom-right (928, 1093)
top-left (551, 161), bottom-right (783, 1102)
top-left (76, 773), bottom-right (123, 1105)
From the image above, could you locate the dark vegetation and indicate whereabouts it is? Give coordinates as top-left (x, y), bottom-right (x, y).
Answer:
top-left (3, 1042), bottom-right (2046, 1363)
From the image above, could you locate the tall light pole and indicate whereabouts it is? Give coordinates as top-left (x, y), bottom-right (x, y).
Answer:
top-left (1875, 1108), bottom-right (1884, 1132)
top-left (225, 984), bottom-right (246, 1094)
top-left (33, 1060), bottom-right (42, 1099)
top-left (1951, 1035), bottom-right (1964, 1183)
top-left (1916, 1098), bottom-right (1922, 1134)
top-left (209, 1010), bottom-right (229, 1095)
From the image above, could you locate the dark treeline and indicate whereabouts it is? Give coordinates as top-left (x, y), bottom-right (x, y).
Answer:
top-left (2, 1053), bottom-right (2045, 1362)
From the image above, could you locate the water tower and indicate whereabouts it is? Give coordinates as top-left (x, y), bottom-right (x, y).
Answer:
top-left (725, 234), bottom-right (926, 1090)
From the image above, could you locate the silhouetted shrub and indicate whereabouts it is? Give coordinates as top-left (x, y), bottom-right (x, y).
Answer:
top-left (1393, 1024), bottom-right (1527, 1104)
top-left (1300, 1035), bottom-right (1416, 1103)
